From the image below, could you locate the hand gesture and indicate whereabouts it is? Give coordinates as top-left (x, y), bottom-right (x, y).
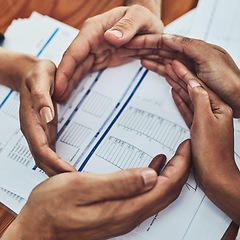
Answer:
top-left (164, 60), bottom-right (240, 224)
top-left (118, 34), bottom-right (240, 117)
top-left (55, 5), bottom-right (163, 102)
top-left (20, 59), bottom-right (76, 175)
top-left (2, 140), bottom-right (191, 240)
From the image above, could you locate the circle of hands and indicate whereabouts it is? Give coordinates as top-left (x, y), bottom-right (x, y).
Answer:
top-left (4, 4), bottom-right (240, 240)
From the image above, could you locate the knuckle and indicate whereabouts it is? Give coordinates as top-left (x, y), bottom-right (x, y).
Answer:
top-left (129, 4), bottom-right (147, 13)
top-left (193, 87), bottom-right (208, 98)
top-left (181, 36), bottom-right (194, 45)
top-left (31, 87), bottom-right (45, 100)
top-left (120, 171), bottom-right (141, 195)
top-left (115, 17), bottom-right (134, 31)
top-left (83, 16), bottom-right (96, 26)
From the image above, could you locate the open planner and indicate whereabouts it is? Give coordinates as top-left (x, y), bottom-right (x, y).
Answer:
top-left (1, 0), bottom-right (240, 239)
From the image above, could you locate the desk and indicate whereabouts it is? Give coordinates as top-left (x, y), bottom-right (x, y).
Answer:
top-left (0, 0), bottom-right (238, 239)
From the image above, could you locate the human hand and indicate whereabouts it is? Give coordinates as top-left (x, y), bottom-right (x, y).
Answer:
top-left (117, 34), bottom-right (240, 117)
top-left (55, 5), bottom-right (163, 102)
top-left (20, 59), bottom-right (76, 176)
top-left (165, 61), bottom-right (240, 224)
top-left (2, 140), bottom-right (190, 240)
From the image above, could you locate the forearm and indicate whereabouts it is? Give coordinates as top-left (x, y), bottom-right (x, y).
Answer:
top-left (0, 48), bottom-right (38, 91)
top-left (124, 0), bottom-right (161, 17)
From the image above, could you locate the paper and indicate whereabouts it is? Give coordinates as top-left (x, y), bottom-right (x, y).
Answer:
top-left (1, 3), bottom-right (240, 239)
top-left (0, 11), bottom-right (205, 240)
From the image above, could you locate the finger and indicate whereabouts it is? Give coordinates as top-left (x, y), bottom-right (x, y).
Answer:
top-left (72, 168), bottom-right (158, 203)
top-left (187, 80), bottom-right (213, 121)
top-left (160, 139), bottom-right (191, 183)
top-left (140, 139), bottom-right (191, 218)
top-left (114, 140), bottom-right (191, 223)
top-left (171, 60), bottom-right (223, 105)
top-left (123, 34), bottom-right (173, 52)
top-left (141, 59), bottom-right (166, 76)
top-left (172, 89), bottom-right (193, 128)
top-left (162, 34), bottom-right (211, 63)
top-left (20, 95), bottom-right (76, 174)
top-left (166, 63), bottom-right (188, 91)
top-left (55, 30), bottom-right (92, 99)
top-left (116, 46), bottom-right (175, 59)
top-left (26, 60), bottom-right (56, 123)
top-left (165, 74), bottom-right (191, 109)
top-left (82, 140), bottom-right (191, 235)
top-left (148, 154), bottom-right (167, 174)
top-left (55, 55), bottom-right (94, 103)
top-left (104, 5), bottom-right (163, 47)
top-left (23, 120), bottom-right (76, 174)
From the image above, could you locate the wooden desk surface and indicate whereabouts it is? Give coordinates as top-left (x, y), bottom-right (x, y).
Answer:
top-left (0, 0), bottom-right (238, 239)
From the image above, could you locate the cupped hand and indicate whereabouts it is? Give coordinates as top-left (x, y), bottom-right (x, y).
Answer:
top-left (117, 34), bottom-right (240, 117)
top-left (3, 140), bottom-right (190, 240)
top-left (165, 61), bottom-right (240, 224)
top-left (55, 5), bottom-right (163, 103)
top-left (20, 59), bottom-right (76, 176)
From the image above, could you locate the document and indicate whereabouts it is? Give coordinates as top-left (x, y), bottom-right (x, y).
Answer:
top-left (0, 11), bottom-right (204, 240)
top-left (0, 4), bottom-right (239, 239)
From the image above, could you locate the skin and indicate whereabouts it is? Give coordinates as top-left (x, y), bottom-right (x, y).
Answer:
top-left (125, 0), bottom-right (161, 17)
top-left (146, 58), bottom-right (240, 225)
top-left (15, 3), bottom-right (164, 174)
top-left (117, 32), bottom-right (240, 224)
top-left (54, 4), bottom-right (163, 103)
top-left (117, 33), bottom-right (240, 117)
top-left (0, 47), bottom-right (75, 175)
top-left (0, 3), bottom-right (193, 238)
top-left (2, 140), bottom-right (191, 240)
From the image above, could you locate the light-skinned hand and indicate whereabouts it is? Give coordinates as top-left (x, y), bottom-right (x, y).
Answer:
top-left (19, 59), bottom-right (76, 176)
top-left (55, 5), bottom-right (163, 102)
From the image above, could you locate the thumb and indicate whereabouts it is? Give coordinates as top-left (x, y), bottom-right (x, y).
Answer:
top-left (27, 60), bottom-right (56, 124)
top-left (187, 80), bottom-right (213, 121)
top-left (171, 60), bottom-right (221, 121)
top-left (77, 168), bottom-right (158, 203)
top-left (104, 5), bottom-right (163, 47)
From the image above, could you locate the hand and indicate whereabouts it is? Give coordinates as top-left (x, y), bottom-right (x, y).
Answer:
top-left (19, 59), bottom-right (76, 176)
top-left (2, 140), bottom-right (191, 240)
top-left (117, 34), bottom-right (240, 117)
top-left (165, 61), bottom-right (240, 225)
top-left (55, 5), bottom-right (163, 102)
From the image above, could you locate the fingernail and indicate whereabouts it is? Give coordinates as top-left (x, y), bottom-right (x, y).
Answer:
top-left (188, 80), bottom-right (201, 88)
top-left (163, 34), bottom-right (174, 40)
top-left (108, 30), bottom-right (123, 38)
top-left (141, 169), bottom-right (157, 188)
top-left (40, 107), bottom-right (53, 123)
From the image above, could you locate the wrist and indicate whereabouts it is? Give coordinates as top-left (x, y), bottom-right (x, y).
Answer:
top-left (196, 159), bottom-right (240, 224)
top-left (2, 203), bottom-right (54, 240)
top-left (0, 48), bottom-right (38, 91)
top-left (124, 0), bottom-right (161, 17)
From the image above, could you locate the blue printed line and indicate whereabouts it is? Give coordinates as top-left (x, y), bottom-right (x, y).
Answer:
top-left (36, 28), bottom-right (59, 57)
top-left (78, 69), bottom-right (148, 172)
top-left (0, 90), bottom-right (13, 109)
top-left (57, 70), bottom-right (104, 140)
top-left (73, 67), bottom-right (143, 168)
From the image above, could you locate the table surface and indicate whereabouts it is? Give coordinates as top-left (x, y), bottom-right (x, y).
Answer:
top-left (0, 0), bottom-right (238, 239)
